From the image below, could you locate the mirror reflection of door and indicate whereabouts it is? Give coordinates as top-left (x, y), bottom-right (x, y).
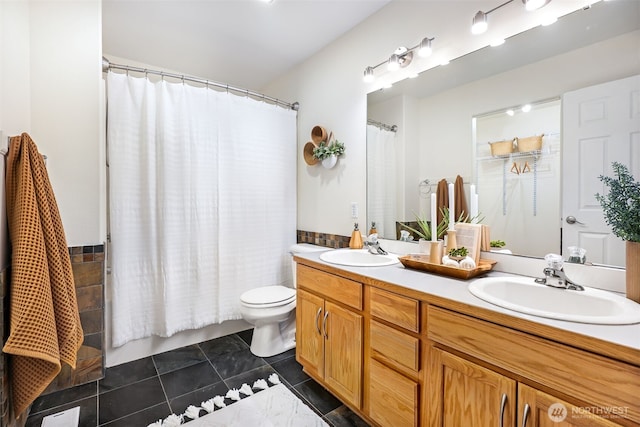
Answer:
top-left (474, 99), bottom-right (561, 258)
top-left (562, 74), bottom-right (640, 268)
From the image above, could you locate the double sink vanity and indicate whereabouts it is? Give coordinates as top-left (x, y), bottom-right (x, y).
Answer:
top-left (293, 247), bottom-right (640, 427)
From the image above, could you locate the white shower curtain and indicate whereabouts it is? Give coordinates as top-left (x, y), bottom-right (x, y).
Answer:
top-left (107, 72), bottom-right (297, 347)
top-left (367, 124), bottom-right (397, 239)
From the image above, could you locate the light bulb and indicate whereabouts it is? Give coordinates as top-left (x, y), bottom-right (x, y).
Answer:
top-left (471, 11), bottom-right (488, 34)
top-left (387, 54), bottom-right (400, 71)
top-left (418, 38), bottom-right (433, 57)
top-left (363, 67), bottom-right (374, 83)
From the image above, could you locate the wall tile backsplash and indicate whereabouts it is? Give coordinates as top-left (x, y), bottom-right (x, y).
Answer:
top-left (297, 230), bottom-right (350, 248)
top-left (0, 243), bottom-right (105, 421)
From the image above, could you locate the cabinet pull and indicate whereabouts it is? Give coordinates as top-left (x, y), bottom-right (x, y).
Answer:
top-left (499, 393), bottom-right (507, 427)
top-left (521, 403), bottom-right (530, 427)
top-left (315, 307), bottom-right (322, 335)
top-left (322, 311), bottom-right (329, 339)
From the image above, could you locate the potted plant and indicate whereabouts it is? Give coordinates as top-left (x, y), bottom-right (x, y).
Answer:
top-left (313, 140), bottom-right (345, 169)
top-left (595, 162), bottom-right (640, 303)
top-left (400, 209), bottom-right (449, 253)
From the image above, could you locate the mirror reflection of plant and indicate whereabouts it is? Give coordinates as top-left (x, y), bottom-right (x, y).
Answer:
top-left (312, 140), bottom-right (345, 160)
top-left (490, 240), bottom-right (506, 248)
top-left (595, 162), bottom-right (640, 242)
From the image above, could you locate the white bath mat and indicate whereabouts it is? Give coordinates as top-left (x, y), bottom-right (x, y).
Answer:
top-left (147, 375), bottom-right (328, 427)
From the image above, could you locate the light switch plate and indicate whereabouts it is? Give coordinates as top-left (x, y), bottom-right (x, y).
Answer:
top-left (41, 406), bottom-right (80, 427)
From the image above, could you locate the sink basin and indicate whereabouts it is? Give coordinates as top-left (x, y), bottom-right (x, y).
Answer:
top-left (319, 248), bottom-right (399, 267)
top-left (468, 277), bottom-right (640, 325)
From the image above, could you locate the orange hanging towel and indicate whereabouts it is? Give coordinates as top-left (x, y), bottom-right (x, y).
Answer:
top-left (3, 133), bottom-right (83, 416)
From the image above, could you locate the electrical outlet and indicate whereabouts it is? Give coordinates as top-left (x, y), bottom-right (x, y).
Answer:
top-left (351, 202), bottom-right (358, 219)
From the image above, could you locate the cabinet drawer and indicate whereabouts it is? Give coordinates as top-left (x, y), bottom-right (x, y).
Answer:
top-left (370, 287), bottom-right (419, 332)
top-left (370, 320), bottom-right (419, 372)
top-left (297, 264), bottom-right (362, 310)
top-left (427, 305), bottom-right (640, 425)
top-left (369, 359), bottom-right (418, 427)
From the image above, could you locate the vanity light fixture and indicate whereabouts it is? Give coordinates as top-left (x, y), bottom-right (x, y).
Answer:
top-left (363, 67), bottom-right (375, 83)
top-left (362, 38), bottom-right (433, 83)
top-left (523, 0), bottom-right (551, 11)
top-left (418, 37), bottom-right (433, 57)
top-left (471, 11), bottom-right (489, 34)
top-left (472, 0), bottom-right (552, 35)
top-left (388, 53), bottom-right (401, 71)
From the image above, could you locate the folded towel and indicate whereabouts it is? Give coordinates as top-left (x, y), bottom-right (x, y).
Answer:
top-left (3, 133), bottom-right (83, 415)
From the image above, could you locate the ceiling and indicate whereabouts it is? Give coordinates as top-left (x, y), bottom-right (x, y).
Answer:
top-left (102, 0), bottom-right (391, 91)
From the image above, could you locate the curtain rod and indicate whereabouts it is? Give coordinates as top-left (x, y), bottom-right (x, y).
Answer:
top-left (367, 118), bottom-right (397, 132)
top-left (102, 57), bottom-right (299, 111)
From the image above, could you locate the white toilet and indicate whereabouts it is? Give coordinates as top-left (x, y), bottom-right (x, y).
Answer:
top-left (240, 243), bottom-right (327, 357)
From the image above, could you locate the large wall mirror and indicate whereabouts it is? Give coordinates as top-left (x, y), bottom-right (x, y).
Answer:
top-left (367, 0), bottom-right (640, 268)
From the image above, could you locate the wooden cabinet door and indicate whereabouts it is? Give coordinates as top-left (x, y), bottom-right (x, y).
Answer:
top-left (324, 300), bottom-right (363, 408)
top-left (518, 384), bottom-right (624, 427)
top-left (369, 359), bottom-right (418, 427)
top-left (296, 289), bottom-right (325, 379)
top-left (427, 348), bottom-right (516, 427)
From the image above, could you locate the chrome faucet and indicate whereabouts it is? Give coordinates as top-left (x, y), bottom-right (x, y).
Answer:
top-left (535, 267), bottom-right (584, 291)
top-left (364, 233), bottom-right (388, 255)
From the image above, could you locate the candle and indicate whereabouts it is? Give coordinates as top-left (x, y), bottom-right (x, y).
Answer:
top-left (448, 182), bottom-right (455, 230)
top-left (471, 193), bottom-right (479, 221)
top-left (431, 192), bottom-right (437, 241)
top-left (470, 184), bottom-right (478, 221)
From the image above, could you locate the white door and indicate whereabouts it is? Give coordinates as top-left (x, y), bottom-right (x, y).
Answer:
top-left (562, 74), bottom-right (640, 267)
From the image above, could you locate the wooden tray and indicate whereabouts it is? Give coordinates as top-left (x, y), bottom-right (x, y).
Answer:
top-left (398, 254), bottom-right (497, 280)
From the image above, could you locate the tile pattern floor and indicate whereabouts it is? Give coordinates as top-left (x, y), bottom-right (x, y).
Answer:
top-left (26, 330), bottom-right (370, 426)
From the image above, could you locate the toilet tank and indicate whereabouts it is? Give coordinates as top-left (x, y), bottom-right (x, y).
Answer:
top-left (289, 243), bottom-right (328, 288)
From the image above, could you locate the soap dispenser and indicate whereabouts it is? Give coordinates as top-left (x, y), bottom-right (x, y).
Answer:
top-left (369, 221), bottom-right (377, 235)
top-left (349, 223), bottom-right (364, 249)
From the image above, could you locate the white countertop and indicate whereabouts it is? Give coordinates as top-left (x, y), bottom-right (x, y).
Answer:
top-left (294, 250), bottom-right (640, 353)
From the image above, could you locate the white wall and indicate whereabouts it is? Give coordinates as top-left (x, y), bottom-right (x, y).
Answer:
top-left (0, 0), bottom-right (104, 247)
top-left (263, 0), bottom-right (595, 238)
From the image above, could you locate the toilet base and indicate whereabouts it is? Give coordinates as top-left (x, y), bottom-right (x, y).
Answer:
top-left (249, 311), bottom-right (296, 358)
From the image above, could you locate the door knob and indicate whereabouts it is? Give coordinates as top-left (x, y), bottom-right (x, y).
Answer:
top-left (565, 216), bottom-right (585, 225)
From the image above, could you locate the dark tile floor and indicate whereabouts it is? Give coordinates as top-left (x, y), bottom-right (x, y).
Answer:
top-left (26, 330), bottom-right (370, 427)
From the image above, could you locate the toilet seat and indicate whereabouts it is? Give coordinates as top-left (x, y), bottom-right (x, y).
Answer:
top-left (240, 286), bottom-right (296, 308)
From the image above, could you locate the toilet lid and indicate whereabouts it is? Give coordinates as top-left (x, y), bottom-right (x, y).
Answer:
top-left (241, 286), bottom-right (296, 306)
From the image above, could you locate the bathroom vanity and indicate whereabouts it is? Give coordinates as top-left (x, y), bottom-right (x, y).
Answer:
top-left (293, 252), bottom-right (640, 427)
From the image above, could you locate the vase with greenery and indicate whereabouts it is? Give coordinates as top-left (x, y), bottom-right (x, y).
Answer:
top-left (595, 162), bottom-right (640, 303)
top-left (313, 140), bottom-right (345, 169)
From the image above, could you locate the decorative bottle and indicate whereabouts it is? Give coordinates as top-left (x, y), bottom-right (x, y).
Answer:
top-left (349, 223), bottom-right (364, 249)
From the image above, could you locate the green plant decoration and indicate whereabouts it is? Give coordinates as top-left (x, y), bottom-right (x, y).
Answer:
top-left (401, 207), bottom-right (484, 241)
top-left (595, 162), bottom-right (640, 243)
top-left (401, 209), bottom-right (449, 241)
top-left (448, 247), bottom-right (469, 258)
top-left (313, 140), bottom-right (345, 160)
top-left (490, 240), bottom-right (506, 248)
